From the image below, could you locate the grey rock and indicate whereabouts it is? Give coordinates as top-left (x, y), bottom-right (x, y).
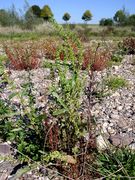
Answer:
top-left (110, 113), bottom-right (119, 120)
top-left (0, 143), bottom-right (11, 156)
top-left (109, 134), bottom-right (133, 147)
top-left (117, 120), bottom-right (129, 129)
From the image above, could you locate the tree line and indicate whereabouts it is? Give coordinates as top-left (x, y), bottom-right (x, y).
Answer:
top-left (0, 3), bottom-right (134, 29)
top-left (99, 8), bottom-right (135, 26)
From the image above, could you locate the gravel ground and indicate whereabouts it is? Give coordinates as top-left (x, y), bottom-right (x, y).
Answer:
top-left (0, 54), bottom-right (135, 179)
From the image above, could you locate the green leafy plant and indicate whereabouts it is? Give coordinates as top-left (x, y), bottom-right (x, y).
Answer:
top-left (111, 54), bottom-right (123, 63)
top-left (42, 19), bottom-right (97, 178)
top-left (96, 148), bottom-right (135, 179)
top-left (105, 76), bottom-right (127, 90)
top-left (0, 71), bottom-right (47, 161)
top-left (108, 52), bottom-right (123, 67)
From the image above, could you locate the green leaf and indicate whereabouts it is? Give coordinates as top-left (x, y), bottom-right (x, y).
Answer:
top-left (37, 114), bottom-right (47, 121)
top-left (11, 128), bottom-right (22, 132)
top-left (52, 92), bottom-right (68, 111)
top-left (8, 92), bottom-right (18, 100)
top-left (53, 109), bottom-right (67, 116)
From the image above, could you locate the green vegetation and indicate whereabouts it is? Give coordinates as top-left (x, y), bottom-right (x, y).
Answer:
top-left (128, 14), bottom-right (135, 26)
top-left (62, 12), bottom-right (71, 23)
top-left (0, 74), bottom-right (47, 161)
top-left (105, 76), bottom-right (127, 90)
top-left (97, 148), bottom-right (135, 179)
top-left (82, 10), bottom-right (92, 23)
top-left (113, 9), bottom-right (128, 26)
top-left (40, 5), bottom-right (53, 21)
top-left (31, 5), bottom-right (41, 17)
top-left (99, 18), bottom-right (114, 26)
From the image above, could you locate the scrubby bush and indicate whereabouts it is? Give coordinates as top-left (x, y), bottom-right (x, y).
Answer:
top-left (99, 18), bottom-right (114, 26)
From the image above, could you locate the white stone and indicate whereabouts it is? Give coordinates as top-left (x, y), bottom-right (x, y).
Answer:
top-left (129, 143), bottom-right (135, 150)
top-left (96, 135), bottom-right (109, 151)
top-left (102, 122), bottom-right (109, 133)
top-left (117, 106), bottom-right (123, 111)
top-left (107, 127), bottom-right (116, 134)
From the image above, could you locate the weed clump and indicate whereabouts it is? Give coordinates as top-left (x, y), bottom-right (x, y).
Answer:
top-left (105, 76), bottom-right (127, 90)
top-left (82, 45), bottom-right (111, 71)
top-left (96, 148), bottom-right (135, 178)
top-left (3, 41), bottom-right (41, 70)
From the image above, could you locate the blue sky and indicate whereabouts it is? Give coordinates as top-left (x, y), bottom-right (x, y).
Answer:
top-left (0, 0), bottom-right (134, 24)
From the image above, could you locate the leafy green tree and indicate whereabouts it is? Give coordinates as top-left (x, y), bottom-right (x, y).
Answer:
top-left (82, 10), bottom-right (92, 23)
top-left (62, 12), bottom-right (71, 23)
top-left (128, 14), bottom-right (135, 26)
top-left (40, 5), bottom-right (53, 21)
top-left (31, 5), bottom-right (41, 17)
top-left (24, 7), bottom-right (43, 29)
top-left (99, 18), bottom-right (114, 26)
top-left (113, 9), bottom-right (127, 26)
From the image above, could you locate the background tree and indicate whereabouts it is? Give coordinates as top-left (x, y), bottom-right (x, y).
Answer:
top-left (40, 5), bottom-right (53, 21)
top-left (24, 6), bottom-right (43, 29)
top-left (128, 14), bottom-right (135, 26)
top-left (0, 5), bottom-right (20, 27)
top-left (113, 9), bottom-right (128, 26)
top-left (82, 10), bottom-right (92, 23)
top-left (31, 5), bottom-right (41, 17)
top-left (62, 12), bottom-right (71, 23)
top-left (99, 18), bottom-right (114, 26)
top-left (0, 9), bottom-right (10, 26)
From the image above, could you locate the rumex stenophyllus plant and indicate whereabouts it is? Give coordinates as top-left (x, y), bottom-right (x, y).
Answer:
top-left (82, 45), bottom-right (112, 71)
top-left (42, 19), bottom-right (97, 178)
top-left (3, 41), bottom-right (41, 70)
